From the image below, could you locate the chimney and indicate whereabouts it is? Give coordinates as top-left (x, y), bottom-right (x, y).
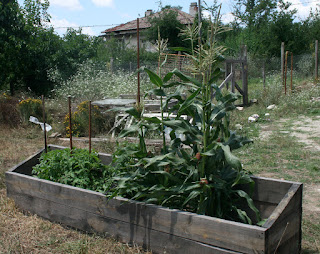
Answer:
top-left (189, 2), bottom-right (198, 17)
top-left (145, 9), bottom-right (153, 17)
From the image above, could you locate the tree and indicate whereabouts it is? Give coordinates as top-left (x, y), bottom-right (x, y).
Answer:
top-left (0, 0), bottom-right (58, 95)
top-left (233, 0), bottom-right (278, 30)
top-left (0, 0), bottom-right (25, 94)
top-left (146, 6), bottom-right (189, 49)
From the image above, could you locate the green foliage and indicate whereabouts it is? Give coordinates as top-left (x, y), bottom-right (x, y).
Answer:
top-left (109, 14), bottom-right (261, 225)
top-left (0, 0), bottom-right (25, 94)
top-left (145, 7), bottom-right (190, 49)
top-left (95, 35), bottom-right (157, 71)
top-left (54, 28), bottom-right (102, 82)
top-left (32, 148), bottom-right (116, 193)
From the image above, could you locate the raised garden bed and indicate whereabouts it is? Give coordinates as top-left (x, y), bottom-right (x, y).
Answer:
top-left (6, 145), bottom-right (302, 254)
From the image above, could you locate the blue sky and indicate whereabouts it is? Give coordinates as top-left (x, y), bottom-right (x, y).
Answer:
top-left (18, 0), bottom-right (320, 37)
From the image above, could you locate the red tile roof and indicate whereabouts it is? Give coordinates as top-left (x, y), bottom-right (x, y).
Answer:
top-left (102, 9), bottom-right (194, 35)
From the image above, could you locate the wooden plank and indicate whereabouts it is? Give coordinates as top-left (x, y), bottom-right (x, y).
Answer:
top-left (6, 172), bottom-right (266, 253)
top-left (234, 82), bottom-right (244, 95)
top-left (9, 188), bottom-right (242, 254)
top-left (264, 184), bottom-right (302, 253)
top-left (241, 46), bottom-right (248, 105)
top-left (6, 148), bottom-right (44, 175)
top-left (213, 72), bottom-right (233, 98)
top-left (251, 176), bottom-right (294, 204)
top-left (231, 63), bottom-right (235, 93)
top-left (225, 59), bottom-right (246, 64)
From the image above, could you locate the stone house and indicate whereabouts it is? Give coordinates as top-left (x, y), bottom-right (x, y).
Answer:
top-left (101, 2), bottom-right (198, 52)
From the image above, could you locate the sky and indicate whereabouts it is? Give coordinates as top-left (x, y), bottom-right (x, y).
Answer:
top-left (18, 0), bottom-right (320, 37)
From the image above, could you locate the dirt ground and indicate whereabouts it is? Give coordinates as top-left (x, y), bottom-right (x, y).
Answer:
top-left (260, 116), bottom-right (320, 214)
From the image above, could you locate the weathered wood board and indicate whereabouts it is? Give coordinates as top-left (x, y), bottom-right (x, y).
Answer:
top-left (5, 145), bottom-right (302, 254)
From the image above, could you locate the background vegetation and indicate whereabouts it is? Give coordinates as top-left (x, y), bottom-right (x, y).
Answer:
top-left (2, 0), bottom-right (320, 97)
top-left (1, 0), bottom-right (320, 252)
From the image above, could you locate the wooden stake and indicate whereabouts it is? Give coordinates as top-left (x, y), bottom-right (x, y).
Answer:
top-left (242, 45), bottom-right (248, 105)
top-left (262, 61), bottom-right (266, 89)
top-left (291, 52), bottom-right (293, 94)
top-left (137, 18), bottom-right (141, 107)
top-left (281, 42), bottom-right (285, 88)
top-left (284, 51), bottom-right (289, 95)
top-left (197, 0), bottom-right (202, 45)
top-left (89, 101), bottom-right (92, 153)
top-left (68, 96), bottom-right (73, 150)
top-left (315, 40), bottom-right (318, 83)
top-left (42, 95), bottom-right (47, 153)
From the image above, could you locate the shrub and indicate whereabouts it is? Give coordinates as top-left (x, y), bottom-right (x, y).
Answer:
top-left (18, 98), bottom-right (43, 123)
top-left (64, 100), bottom-right (109, 137)
top-left (52, 60), bottom-right (153, 102)
top-left (0, 92), bottom-right (20, 126)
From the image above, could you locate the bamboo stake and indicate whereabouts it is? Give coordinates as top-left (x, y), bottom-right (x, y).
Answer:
top-left (68, 96), bottom-right (73, 150)
top-left (284, 51), bottom-right (289, 95)
top-left (41, 95), bottom-right (47, 153)
top-left (89, 100), bottom-right (92, 153)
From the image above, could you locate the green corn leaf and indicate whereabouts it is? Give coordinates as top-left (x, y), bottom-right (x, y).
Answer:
top-left (220, 144), bottom-right (242, 171)
top-left (147, 88), bottom-right (166, 97)
top-left (235, 208), bottom-right (252, 224)
top-left (182, 190), bottom-right (200, 207)
top-left (163, 72), bottom-right (174, 83)
top-left (125, 107), bottom-right (142, 119)
top-left (143, 116), bottom-right (162, 124)
top-left (172, 69), bottom-right (202, 87)
top-left (118, 125), bottom-right (139, 138)
top-left (178, 88), bottom-right (201, 115)
top-left (235, 190), bottom-right (261, 222)
top-left (143, 67), bottom-right (163, 87)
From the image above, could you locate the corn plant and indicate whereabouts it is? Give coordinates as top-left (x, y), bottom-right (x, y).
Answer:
top-left (109, 8), bottom-right (261, 224)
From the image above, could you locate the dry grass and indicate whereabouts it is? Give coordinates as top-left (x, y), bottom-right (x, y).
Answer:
top-left (1, 110), bottom-right (319, 253)
top-left (0, 124), bottom-right (148, 254)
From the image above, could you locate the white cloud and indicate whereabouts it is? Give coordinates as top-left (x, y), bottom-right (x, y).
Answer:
top-left (50, 0), bottom-right (83, 11)
top-left (49, 17), bottom-right (96, 36)
top-left (286, 0), bottom-right (319, 20)
top-left (91, 0), bottom-right (114, 8)
top-left (222, 12), bottom-right (235, 24)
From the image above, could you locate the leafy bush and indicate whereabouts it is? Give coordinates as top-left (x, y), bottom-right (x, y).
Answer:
top-left (64, 100), bottom-right (109, 137)
top-left (18, 98), bottom-right (43, 123)
top-left (0, 92), bottom-right (20, 126)
top-left (32, 148), bottom-right (116, 193)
